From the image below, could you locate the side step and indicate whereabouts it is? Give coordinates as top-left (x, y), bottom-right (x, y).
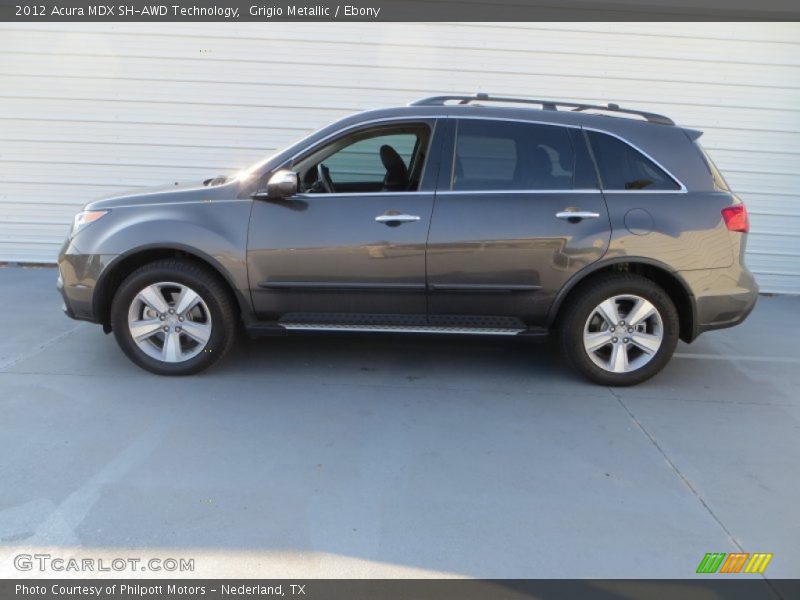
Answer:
top-left (280, 323), bottom-right (526, 335)
top-left (245, 313), bottom-right (548, 337)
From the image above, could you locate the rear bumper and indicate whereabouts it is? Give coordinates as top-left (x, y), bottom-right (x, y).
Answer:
top-left (681, 265), bottom-right (759, 339)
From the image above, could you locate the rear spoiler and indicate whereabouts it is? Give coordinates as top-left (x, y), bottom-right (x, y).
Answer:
top-left (682, 128), bottom-right (703, 142)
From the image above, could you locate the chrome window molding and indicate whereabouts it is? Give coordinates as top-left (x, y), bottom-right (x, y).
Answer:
top-left (437, 189), bottom-right (601, 195)
top-left (264, 113), bottom-right (689, 196)
top-left (296, 188), bottom-right (685, 198)
top-left (296, 190), bottom-right (603, 197)
top-left (294, 191), bottom-right (432, 198)
top-left (600, 189), bottom-right (688, 194)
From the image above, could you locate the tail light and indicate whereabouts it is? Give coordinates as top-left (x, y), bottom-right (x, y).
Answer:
top-left (722, 204), bottom-right (749, 233)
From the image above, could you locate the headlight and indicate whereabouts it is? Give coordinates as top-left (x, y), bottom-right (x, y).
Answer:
top-left (71, 210), bottom-right (108, 237)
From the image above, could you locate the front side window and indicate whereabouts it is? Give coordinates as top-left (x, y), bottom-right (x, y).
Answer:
top-left (452, 120), bottom-right (581, 191)
top-left (587, 131), bottom-right (680, 191)
top-left (294, 124), bottom-right (431, 194)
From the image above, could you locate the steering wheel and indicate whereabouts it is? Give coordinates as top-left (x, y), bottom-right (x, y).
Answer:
top-left (316, 163), bottom-right (335, 193)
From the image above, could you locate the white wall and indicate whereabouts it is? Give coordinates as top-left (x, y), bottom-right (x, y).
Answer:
top-left (1, 22), bottom-right (798, 292)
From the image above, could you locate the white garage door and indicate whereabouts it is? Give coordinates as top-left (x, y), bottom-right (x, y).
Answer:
top-left (1, 22), bottom-right (798, 293)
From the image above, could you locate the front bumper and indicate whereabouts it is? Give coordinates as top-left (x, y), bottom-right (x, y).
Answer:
top-left (57, 237), bottom-right (117, 323)
top-left (56, 272), bottom-right (75, 319)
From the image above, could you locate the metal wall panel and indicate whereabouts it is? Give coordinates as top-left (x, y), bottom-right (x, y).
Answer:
top-left (0, 22), bottom-right (798, 292)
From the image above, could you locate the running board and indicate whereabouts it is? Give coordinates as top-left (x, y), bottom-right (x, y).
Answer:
top-left (279, 323), bottom-right (527, 335)
top-left (245, 313), bottom-right (547, 338)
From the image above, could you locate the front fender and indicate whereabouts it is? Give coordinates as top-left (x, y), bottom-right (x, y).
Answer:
top-left (78, 200), bottom-right (251, 288)
top-left (72, 200), bottom-right (253, 322)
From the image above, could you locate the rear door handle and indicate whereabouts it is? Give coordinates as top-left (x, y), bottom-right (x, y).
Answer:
top-left (555, 210), bottom-right (600, 221)
top-left (375, 213), bottom-right (421, 225)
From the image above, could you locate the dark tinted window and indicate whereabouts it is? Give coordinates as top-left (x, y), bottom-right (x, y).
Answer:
top-left (452, 120), bottom-right (584, 191)
top-left (587, 131), bottom-right (680, 191)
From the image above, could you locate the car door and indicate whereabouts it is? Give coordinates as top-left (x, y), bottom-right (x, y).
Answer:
top-left (247, 119), bottom-right (442, 321)
top-left (426, 118), bottom-right (611, 325)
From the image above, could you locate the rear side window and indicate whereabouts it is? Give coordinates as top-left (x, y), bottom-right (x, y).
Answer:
top-left (452, 120), bottom-right (594, 191)
top-left (587, 131), bottom-right (680, 191)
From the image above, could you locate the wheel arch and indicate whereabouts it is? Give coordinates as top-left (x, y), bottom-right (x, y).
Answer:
top-left (548, 257), bottom-right (698, 343)
top-left (94, 243), bottom-right (250, 333)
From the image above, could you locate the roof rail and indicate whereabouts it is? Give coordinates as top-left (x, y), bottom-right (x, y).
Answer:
top-left (409, 93), bottom-right (675, 126)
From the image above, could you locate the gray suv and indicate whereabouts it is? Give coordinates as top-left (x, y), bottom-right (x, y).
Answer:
top-left (57, 94), bottom-right (758, 385)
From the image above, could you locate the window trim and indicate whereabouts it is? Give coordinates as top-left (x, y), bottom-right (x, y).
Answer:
top-left (293, 191), bottom-right (433, 198)
top-left (584, 127), bottom-right (687, 194)
top-left (446, 117), bottom-right (687, 194)
top-left (274, 114), bottom-right (687, 195)
top-left (436, 189), bottom-right (602, 196)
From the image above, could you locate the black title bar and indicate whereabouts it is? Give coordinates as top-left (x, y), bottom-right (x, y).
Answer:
top-left (2, 0), bottom-right (800, 21)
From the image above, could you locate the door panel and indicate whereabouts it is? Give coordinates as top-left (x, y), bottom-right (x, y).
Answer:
top-left (248, 193), bottom-right (434, 319)
top-left (247, 119), bottom-right (441, 321)
top-left (426, 190), bottom-right (610, 322)
top-left (426, 119), bottom-right (611, 324)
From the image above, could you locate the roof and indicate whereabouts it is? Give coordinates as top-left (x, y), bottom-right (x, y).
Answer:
top-left (329, 94), bottom-right (684, 141)
top-left (325, 95), bottom-right (692, 156)
top-left (409, 93), bottom-right (675, 126)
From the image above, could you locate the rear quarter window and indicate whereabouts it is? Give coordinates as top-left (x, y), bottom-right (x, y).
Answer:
top-left (587, 131), bottom-right (680, 191)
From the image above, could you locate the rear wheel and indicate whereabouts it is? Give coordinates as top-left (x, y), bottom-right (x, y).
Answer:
top-left (559, 274), bottom-right (679, 386)
top-left (110, 259), bottom-right (237, 375)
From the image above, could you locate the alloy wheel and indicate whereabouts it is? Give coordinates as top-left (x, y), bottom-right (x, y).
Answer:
top-left (127, 281), bottom-right (212, 363)
top-left (582, 294), bottom-right (664, 373)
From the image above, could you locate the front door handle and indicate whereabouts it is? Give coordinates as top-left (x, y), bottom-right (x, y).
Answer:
top-left (555, 210), bottom-right (601, 222)
top-left (375, 213), bottom-right (421, 225)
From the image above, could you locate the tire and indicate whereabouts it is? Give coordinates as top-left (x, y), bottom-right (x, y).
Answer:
top-left (110, 258), bottom-right (238, 375)
top-left (558, 273), bottom-right (679, 386)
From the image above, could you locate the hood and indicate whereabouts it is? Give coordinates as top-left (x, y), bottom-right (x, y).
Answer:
top-left (85, 178), bottom-right (242, 210)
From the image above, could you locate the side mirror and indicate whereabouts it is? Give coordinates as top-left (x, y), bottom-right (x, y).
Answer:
top-left (253, 169), bottom-right (298, 200)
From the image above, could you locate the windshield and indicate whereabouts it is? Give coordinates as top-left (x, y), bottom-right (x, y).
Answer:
top-left (232, 116), bottom-right (355, 183)
top-left (231, 150), bottom-right (284, 183)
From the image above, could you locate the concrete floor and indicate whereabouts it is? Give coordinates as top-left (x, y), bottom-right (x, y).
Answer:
top-left (0, 266), bottom-right (798, 581)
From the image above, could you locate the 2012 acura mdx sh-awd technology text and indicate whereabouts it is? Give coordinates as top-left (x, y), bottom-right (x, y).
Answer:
top-left (57, 94), bottom-right (758, 385)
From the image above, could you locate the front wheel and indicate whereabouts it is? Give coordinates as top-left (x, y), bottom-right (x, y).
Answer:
top-left (110, 259), bottom-right (237, 375)
top-left (559, 274), bottom-right (679, 386)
